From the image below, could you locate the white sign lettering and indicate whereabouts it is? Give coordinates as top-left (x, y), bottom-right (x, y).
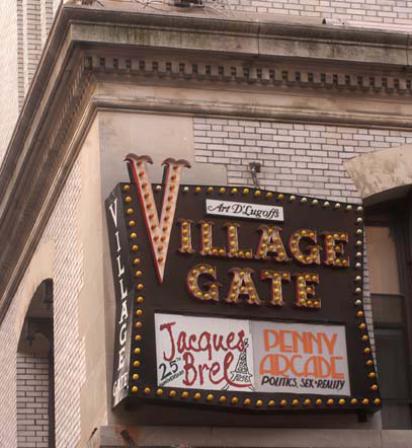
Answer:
top-left (108, 196), bottom-right (131, 406)
top-left (206, 199), bottom-right (284, 221)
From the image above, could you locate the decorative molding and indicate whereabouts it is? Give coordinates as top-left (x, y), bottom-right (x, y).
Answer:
top-left (67, 5), bottom-right (412, 66)
top-left (0, 55), bottom-right (94, 323)
top-left (89, 54), bottom-right (412, 96)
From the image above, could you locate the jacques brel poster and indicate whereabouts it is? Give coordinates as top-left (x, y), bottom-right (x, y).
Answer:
top-left (155, 313), bottom-right (350, 396)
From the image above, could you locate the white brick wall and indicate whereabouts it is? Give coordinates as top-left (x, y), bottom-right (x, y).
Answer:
top-left (41, 0), bottom-right (54, 47)
top-left (0, 0), bottom-right (59, 162)
top-left (193, 118), bottom-right (412, 202)
top-left (0, 159), bottom-right (85, 448)
top-left (16, 354), bottom-right (50, 448)
top-left (17, 0), bottom-right (25, 110)
top-left (0, 303), bottom-right (19, 447)
top-left (44, 159), bottom-right (85, 448)
top-left (23, 0), bottom-right (42, 95)
top-left (0, 1), bottom-right (20, 163)
top-left (54, 0), bottom-right (62, 15)
top-left (228, 0), bottom-right (412, 24)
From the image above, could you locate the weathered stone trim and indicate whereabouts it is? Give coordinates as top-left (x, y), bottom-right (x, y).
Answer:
top-left (345, 144), bottom-right (412, 203)
top-left (67, 6), bottom-right (412, 66)
top-left (91, 81), bottom-right (412, 130)
top-left (89, 425), bottom-right (412, 448)
top-left (0, 56), bottom-right (94, 323)
top-left (89, 54), bottom-right (412, 95)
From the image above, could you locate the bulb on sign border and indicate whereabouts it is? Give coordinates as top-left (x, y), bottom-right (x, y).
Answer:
top-left (114, 159), bottom-right (376, 412)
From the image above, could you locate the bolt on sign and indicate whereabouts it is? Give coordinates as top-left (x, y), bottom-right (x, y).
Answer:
top-left (106, 154), bottom-right (381, 418)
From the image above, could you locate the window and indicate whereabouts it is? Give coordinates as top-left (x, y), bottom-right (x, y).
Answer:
top-left (366, 199), bottom-right (412, 429)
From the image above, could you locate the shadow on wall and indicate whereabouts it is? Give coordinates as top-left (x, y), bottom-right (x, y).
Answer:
top-left (16, 279), bottom-right (55, 448)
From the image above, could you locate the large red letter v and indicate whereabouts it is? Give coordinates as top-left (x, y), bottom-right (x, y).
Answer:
top-left (125, 154), bottom-right (190, 283)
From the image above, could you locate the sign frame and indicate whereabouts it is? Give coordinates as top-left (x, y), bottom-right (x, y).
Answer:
top-left (106, 160), bottom-right (381, 418)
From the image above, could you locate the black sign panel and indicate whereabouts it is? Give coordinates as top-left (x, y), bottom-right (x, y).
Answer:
top-left (106, 160), bottom-right (380, 420)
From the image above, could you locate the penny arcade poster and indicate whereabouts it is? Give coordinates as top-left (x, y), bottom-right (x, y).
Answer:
top-left (106, 154), bottom-right (380, 416)
top-left (155, 314), bottom-right (349, 396)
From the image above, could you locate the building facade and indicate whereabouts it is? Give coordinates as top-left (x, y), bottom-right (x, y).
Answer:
top-left (0, 0), bottom-right (412, 447)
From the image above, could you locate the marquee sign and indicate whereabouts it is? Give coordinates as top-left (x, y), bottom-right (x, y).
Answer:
top-left (106, 154), bottom-right (381, 416)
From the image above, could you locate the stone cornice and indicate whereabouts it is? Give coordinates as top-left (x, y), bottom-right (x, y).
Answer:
top-left (89, 53), bottom-right (412, 95)
top-left (1, 3), bottom-right (412, 322)
top-left (65, 4), bottom-right (412, 67)
top-left (0, 54), bottom-right (94, 322)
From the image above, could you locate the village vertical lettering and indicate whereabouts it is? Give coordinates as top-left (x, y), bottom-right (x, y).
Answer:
top-left (106, 190), bottom-right (134, 407)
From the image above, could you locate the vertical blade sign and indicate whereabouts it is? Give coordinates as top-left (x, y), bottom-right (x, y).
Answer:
top-left (125, 154), bottom-right (190, 283)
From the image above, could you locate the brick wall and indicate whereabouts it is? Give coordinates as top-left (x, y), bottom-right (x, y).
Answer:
top-left (0, 0), bottom-right (59, 162)
top-left (41, 0), bottom-right (54, 48)
top-left (0, 159), bottom-right (85, 448)
top-left (193, 118), bottom-right (412, 202)
top-left (16, 353), bottom-right (50, 448)
top-left (0, 1), bottom-right (19, 163)
top-left (17, 0), bottom-right (25, 110)
top-left (23, 0), bottom-right (42, 95)
top-left (227, 0), bottom-right (412, 24)
top-left (0, 302), bottom-right (19, 447)
top-left (54, 0), bottom-right (62, 15)
top-left (43, 159), bottom-right (85, 448)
